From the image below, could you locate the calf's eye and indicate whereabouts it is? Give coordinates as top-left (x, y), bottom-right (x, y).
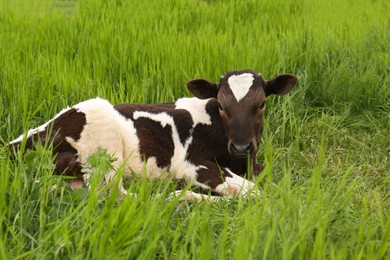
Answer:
top-left (255, 102), bottom-right (266, 112)
top-left (218, 102), bottom-right (224, 111)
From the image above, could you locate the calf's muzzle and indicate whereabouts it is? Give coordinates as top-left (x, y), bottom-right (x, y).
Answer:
top-left (229, 142), bottom-right (255, 158)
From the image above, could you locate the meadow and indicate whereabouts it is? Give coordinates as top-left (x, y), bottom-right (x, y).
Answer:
top-left (0, 0), bottom-right (389, 258)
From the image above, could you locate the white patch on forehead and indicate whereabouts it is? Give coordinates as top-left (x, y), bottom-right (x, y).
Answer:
top-left (227, 73), bottom-right (254, 102)
top-left (175, 97), bottom-right (211, 126)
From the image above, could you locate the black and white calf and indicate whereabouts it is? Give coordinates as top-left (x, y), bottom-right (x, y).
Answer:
top-left (9, 70), bottom-right (297, 199)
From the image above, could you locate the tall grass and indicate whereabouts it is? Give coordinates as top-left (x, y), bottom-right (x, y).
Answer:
top-left (0, 0), bottom-right (389, 258)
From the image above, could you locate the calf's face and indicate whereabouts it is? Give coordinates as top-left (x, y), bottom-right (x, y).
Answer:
top-left (187, 70), bottom-right (297, 158)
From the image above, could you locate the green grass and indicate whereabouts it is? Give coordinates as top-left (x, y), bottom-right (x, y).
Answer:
top-left (0, 0), bottom-right (389, 258)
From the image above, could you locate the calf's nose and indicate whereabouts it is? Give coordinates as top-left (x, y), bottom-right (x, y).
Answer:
top-left (230, 143), bottom-right (252, 155)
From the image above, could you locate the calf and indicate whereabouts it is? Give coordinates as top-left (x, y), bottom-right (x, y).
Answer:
top-left (9, 70), bottom-right (297, 199)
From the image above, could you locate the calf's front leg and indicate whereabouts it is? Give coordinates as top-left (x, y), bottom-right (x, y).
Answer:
top-left (191, 161), bottom-right (259, 198)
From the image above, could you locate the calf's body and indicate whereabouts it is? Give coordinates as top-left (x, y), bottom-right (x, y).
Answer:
top-left (9, 70), bottom-right (297, 198)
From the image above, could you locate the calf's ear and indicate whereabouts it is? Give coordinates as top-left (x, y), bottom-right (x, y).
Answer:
top-left (187, 79), bottom-right (219, 99)
top-left (264, 74), bottom-right (298, 96)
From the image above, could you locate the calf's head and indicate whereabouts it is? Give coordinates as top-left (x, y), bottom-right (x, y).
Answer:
top-left (187, 70), bottom-right (297, 158)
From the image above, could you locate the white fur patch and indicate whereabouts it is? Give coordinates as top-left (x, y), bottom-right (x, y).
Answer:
top-left (175, 97), bottom-right (211, 126)
top-left (68, 98), bottom-right (143, 180)
top-left (133, 111), bottom-right (173, 129)
top-left (227, 73), bottom-right (254, 102)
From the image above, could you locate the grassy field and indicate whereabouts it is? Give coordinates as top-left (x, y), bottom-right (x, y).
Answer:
top-left (0, 0), bottom-right (389, 258)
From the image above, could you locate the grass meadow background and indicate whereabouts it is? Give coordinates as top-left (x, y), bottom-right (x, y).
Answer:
top-left (0, 0), bottom-right (389, 258)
